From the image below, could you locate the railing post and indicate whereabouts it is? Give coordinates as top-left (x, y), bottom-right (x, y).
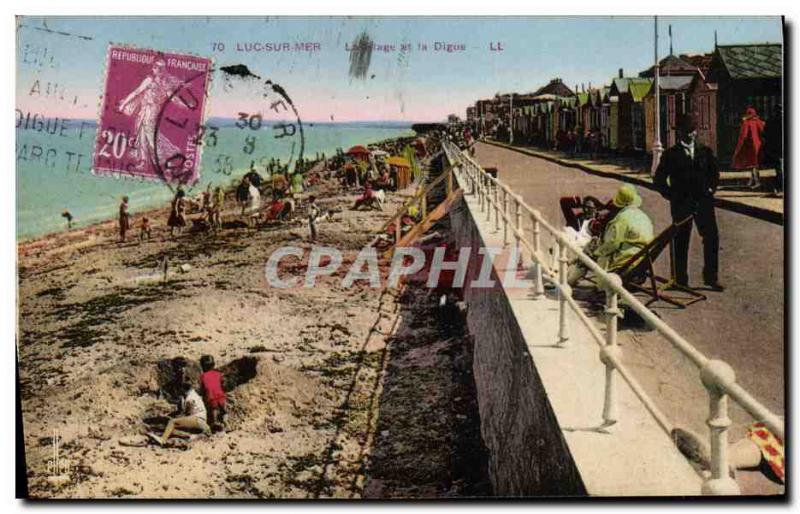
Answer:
top-left (600, 273), bottom-right (622, 428)
top-left (531, 211), bottom-right (545, 298)
top-left (557, 239), bottom-right (571, 345)
top-left (513, 199), bottom-right (521, 249)
top-left (502, 189), bottom-right (509, 245)
top-left (467, 164), bottom-right (476, 196)
top-left (479, 172), bottom-right (485, 212)
top-left (700, 360), bottom-right (741, 495)
top-left (485, 176), bottom-right (492, 222)
top-left (493, 185), bottom-right (500, 232)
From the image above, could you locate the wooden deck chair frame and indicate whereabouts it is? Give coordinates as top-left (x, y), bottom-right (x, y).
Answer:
top-left (608, 215), bottom-right (706, 309)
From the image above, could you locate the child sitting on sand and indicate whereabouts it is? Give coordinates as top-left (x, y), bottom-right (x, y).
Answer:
top-left (147, 381), bottom-right (210, 446)
top-left (199, 355), bottom-right (226, 432)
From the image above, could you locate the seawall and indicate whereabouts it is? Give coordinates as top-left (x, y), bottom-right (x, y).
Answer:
top-left (447, 170), bottom-right (703, 497)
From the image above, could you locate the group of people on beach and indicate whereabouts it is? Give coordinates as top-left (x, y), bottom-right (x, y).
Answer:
top-left (109, 136), bottom-right (427, 244)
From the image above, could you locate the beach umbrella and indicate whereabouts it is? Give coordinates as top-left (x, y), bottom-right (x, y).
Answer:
top-left (346, 145), bottom-right (370, 156)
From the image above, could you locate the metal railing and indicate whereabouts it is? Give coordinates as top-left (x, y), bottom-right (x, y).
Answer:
top-left (442, 140), bottom-right (783, 496)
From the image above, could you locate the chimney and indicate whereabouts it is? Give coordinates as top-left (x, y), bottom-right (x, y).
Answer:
top-left (618, 68), bottom-right (624, 78)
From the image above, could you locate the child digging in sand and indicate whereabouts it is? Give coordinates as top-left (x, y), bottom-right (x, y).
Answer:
top-left (147, 381), bottom-right (210, 446)
top-left (199, 355), bottom-right (226, 433)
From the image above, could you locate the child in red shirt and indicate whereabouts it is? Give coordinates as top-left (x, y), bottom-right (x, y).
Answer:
top-left (199, 355), bottom-right (226, 432)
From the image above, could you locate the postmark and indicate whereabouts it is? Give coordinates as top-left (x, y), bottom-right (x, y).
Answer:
top-left (208, 64), bottom-right (305, 180)
top-left (92, 45), bottom-right (212, 185)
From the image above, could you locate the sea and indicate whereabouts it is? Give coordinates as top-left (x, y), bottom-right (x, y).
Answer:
top-left (16, 119), bottom-right (415, 241)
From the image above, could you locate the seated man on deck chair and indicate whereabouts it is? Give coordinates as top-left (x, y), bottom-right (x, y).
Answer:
top-left (567, 184), bottom-right (654, 286)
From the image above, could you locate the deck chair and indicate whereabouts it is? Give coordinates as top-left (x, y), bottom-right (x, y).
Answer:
top-left (608, 215), bottom-right (706, 309)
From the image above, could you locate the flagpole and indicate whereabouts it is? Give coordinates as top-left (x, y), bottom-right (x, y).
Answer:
top-left (650, 15), bottom-right (663, 177)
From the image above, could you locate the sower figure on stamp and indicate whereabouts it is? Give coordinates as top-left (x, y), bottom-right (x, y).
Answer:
top-left (654, 115), bottom-right (724, 292)
top-left (117, 57), bottom-right (183, 173)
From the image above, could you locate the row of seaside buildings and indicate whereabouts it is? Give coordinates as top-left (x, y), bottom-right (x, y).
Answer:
top-left (464, 43), bottom-right (782, 167)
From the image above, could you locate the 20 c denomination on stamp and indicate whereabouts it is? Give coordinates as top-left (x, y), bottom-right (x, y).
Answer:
top-left (93, 45), bottom-right (212, 185)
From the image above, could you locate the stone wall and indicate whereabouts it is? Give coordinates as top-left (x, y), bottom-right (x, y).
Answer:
top-left (448, 199), bottom-right (586, 496)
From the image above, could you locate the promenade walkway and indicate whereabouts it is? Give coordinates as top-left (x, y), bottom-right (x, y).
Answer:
top-left (484, 140), bottom-right (783, 225)
top-left (469, 141), bottom-right (784, 495)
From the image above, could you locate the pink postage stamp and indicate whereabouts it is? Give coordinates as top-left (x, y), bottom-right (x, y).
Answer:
top-left (93, 45), bottom-right (212, 185)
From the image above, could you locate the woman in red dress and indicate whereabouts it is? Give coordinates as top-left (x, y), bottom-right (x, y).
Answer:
top-left (732, 107), bottom-right (767, 189)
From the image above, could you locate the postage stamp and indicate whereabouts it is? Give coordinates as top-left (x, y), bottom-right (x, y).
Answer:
top-left (92, 45), bottom-right (212, 185)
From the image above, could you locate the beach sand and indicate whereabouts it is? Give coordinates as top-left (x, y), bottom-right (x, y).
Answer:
top-left (17, 171), bottom-right (489, 498)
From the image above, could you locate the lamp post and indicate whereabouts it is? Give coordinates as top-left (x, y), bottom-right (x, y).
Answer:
top-left (509, 93), bottom-right (514, 145)
top-left (480, 101), bottom-right (485, 139)
top-left (650, 16), bottom-right (663, 177)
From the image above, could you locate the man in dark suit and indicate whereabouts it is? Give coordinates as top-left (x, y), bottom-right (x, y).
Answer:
top-left (654, 116), bottom-right (724, 291)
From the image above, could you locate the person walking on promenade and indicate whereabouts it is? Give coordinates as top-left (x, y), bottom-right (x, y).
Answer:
top-left (655, 115), bottom-right (723, 291)
top-left (118, 196), bottom-right (130, 243)
top-left (732, 107), bottom-right (766, 190)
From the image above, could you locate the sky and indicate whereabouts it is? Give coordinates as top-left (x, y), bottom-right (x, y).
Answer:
top-left (16, 16), bottom-right (783, 122)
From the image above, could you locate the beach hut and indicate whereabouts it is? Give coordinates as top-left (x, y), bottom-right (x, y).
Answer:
top-left (599, 87), bottom-right (611, 150)
top-left (689, 74), bottom-right (719, 155)
top-left (611, 77), bottom-right (652, 153)
top-left (608, 71), bottom-right (630, 152)
top-left (557, 96), bottom-right (577, 132)
top-left (707, 43), bottom-right (782, 166)
top-left (577, 91), bottom-right (590, 137)
top-left (643, 75), bottom-right (693, 152)
top-left (532, 94), bottom-right (559, 147)
top-left (628, 80), bottom-right (652, 152)
top-left (609, 93), bottom-right (620, 151)
top-left (386, 156), bottom-right (413, 189)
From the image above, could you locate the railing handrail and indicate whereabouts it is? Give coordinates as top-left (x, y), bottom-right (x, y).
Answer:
top-left (441, 140), bottom-right (783, 450)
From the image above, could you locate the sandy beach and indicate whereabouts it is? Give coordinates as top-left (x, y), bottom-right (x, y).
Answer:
top-left (17, 162), bottom-right (489, 498)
